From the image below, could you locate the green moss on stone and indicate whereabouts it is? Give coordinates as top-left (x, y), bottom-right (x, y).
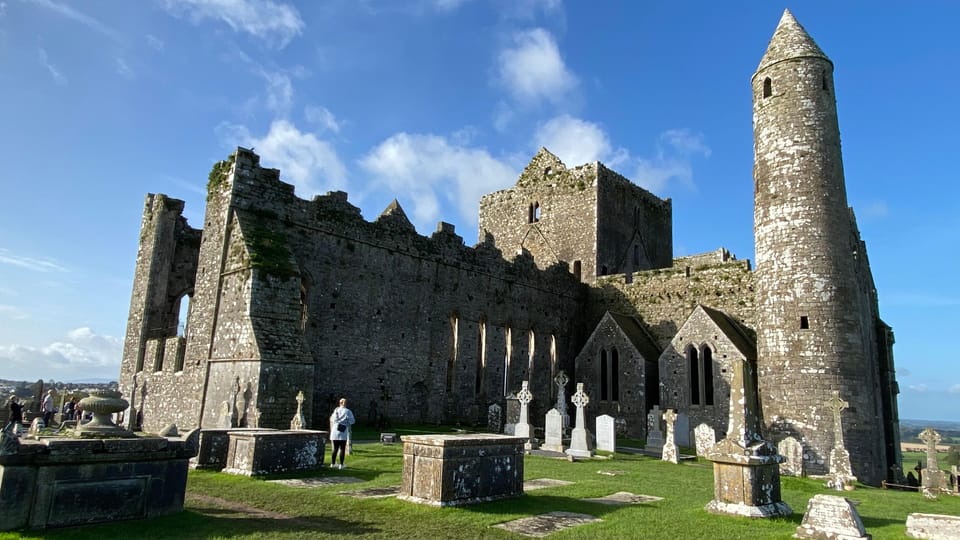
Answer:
top-left (244, 224), bottom-right (298, 279)
top-left (207, 153), bottom-right (236, 202)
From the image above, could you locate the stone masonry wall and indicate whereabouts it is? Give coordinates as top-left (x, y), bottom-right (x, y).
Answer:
top-left (595, 164), bottom-right (672, 274)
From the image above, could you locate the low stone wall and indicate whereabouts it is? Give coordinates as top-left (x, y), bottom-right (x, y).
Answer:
top-left (398, 433), bottom-right (526, 506)
top-left (0, 434), bottom-right (196, 531)
top-left (222, 430), bottom-right (328, 476)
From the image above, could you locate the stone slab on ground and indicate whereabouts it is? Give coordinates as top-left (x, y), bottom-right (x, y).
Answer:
top-left (268, 476), bottom-right (363, 487)
top-left (339, 486), bottom-right (401, 499)
top-left (597, 469), bottom-right (626, 476)
top-left (905, 513), bottom-right (960, 539)
top-left (581, 491), bottom-right (663, 505)
top-left (523, 478), bottom-right (574, 491)
top-left (494, 511), bottom-right (599, 538)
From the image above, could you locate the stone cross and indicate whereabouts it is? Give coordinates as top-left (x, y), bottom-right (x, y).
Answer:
top-left (825, 391), bottom-right (856, 490)
top-left (290, 390), bottom-right (306, 431)
top-left (565, 382), bottom-right (593, 458)
top-left (554, 370), bottom-right (570, 433)
top-left (662, 409), bottom-right (679, 464)
top-left (826, 392), bottom-right (849, 447)
top-left (514, 381), bottom-right (536, 449)
top-left (919, 427), bottom-right (946, 499)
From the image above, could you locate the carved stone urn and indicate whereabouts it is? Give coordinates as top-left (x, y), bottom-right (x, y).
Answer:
top-left (76, 389), bottom-right (134, 437)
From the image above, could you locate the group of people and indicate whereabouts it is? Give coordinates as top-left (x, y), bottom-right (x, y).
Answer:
top-left (6, 391), bottom-right (83, 433)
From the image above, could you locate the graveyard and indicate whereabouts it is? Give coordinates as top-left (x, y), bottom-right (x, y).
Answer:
top-left (1, 422), bottom-right (958, 540)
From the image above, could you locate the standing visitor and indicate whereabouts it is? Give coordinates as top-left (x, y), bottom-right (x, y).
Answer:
top-left (7, 395), bottom-right (24, 433)
top-left (329, 398), bottom-right (355, 470)
top-left (41, 389), bottom-right (55, 427)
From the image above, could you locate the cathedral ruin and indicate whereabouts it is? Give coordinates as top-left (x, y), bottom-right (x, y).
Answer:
top-left (119, 10), bottom-right (901, 485)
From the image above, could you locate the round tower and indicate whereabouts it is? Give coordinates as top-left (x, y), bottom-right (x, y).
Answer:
top-left (752, 10), bottom-right (885, 484)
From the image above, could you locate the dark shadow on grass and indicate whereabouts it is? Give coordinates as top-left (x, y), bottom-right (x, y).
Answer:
top-left (256, 466), bottom-right (381, 483)
top-left (15, 510), bottom-right (380, 539)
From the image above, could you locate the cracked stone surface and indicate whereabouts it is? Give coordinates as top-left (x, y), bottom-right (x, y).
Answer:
top-left (523, 478), bottom-right (574, 491)
top-left (581, 491), bottom-right (663, 505)
top-left (494, 511), bottom-right (600, 538)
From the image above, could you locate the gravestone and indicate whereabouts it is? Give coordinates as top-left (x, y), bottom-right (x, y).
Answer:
top-left (919, 427), bottom-right (947, 499)
top-left (778, 436), bottom-right (804, 477)
top-left (596, 415), bottom-right (616, 453)
top-left (28, 418), bottom-right (44, 436)
top-left (565, 383), bottom-right (593, 458)
top-left (953, 466), bottom-right (959, 495)
top-left (705, 359), bottom-right (790, 518)
top-left (290, 390), bottom-right (306, 431)
top-left (614, 416), bottom-right (628, 437)
top-left (661, 409), bottom-right (679, 464)
top-left (514, 381), bottom-right (537, 450)
top-left (644, 405), bottom-right (664, 455)
top-left (554, 370), bottom-right (570, 433)
top-left (503, 393), bottom-right (519, 435)
top-left (694, 423), bottom-right (716, 457)
top-left (905, 513), bottom-right (960, 539)
top-left (826, 392), bottom-right (856, 491)
top-left (487, 403), bottom-right (503, 434)
top-left (219, 401), bottom-right (233, 429)
top-left (674, 412), bottom-right (690, 447)
top-left (794, 494), bottom-right (870, 539)
top-left (542, 408), bottom-right (564, 453)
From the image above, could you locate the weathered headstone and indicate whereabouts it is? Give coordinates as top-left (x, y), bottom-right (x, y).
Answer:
top-left (905, 513), bottom-right (960, 539)
top-left (778, 436), bottom-right (804, 477)
top-left (826, 392), bottom-right (856, 491)
top-left (596, 414), bottom-right (616, 453)
top-left (644, 405), bottom-right (664, 455)
top-left (794, 494), bottom-right (870, 539)
top-left (694, 423), bottom-right (716, 457)
top-left (919, 427), bottom-right (947, 499)
top-left (704, 359), bottom-right (791, 518)
top-left (290, 390), bottom-right (306, 431)
top-left (514, 381), bottom-right (537, 450)
top-left (554, 370), bottom-right (570, 433)
top-left (503, 393), bottom-right (519, 435)
top-left (487, 403), bottom-right (503, 434)
top-left (219, 401), bottom-right (233, 429)
top-left (614, 416), bottom-right (628, 437)
top-left (565, 383), bottom-right (593, 458)
top-left (542, 408), bottom-right (564, 453)
top-left (674, 411), bottom-right (690, 447)
top-left (28, 417), bottom-right (44, 436)
top-left (661, 409), bottom-right (679, 464)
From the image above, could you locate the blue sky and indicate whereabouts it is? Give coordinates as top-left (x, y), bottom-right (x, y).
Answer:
top-left (0, 1), bottom-right (957, 421)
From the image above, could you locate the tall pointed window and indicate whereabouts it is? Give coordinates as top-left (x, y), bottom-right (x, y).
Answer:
top-left (688, 346), bottom-right (701, 405)
top-left (527, 329), bottom-right (535, 377)
top-left (503, 327), bottom-right (512, 396)
top-left (446, 315), bottom-right (459, 392)
top-left (702, 346), bottom-right (714, 406)
top-left (475, 317), bottom-right (487, 395)
top-left (600, 347), bottom-right (620, 402)
top-left (763, 77), bottom-right (772, 98)
top-left (600, 348), bottom-right (608, 401)
top-left (689, 345), bottom-right (715, 406)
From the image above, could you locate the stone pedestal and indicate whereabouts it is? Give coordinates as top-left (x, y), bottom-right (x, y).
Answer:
top-left (190, 428), bottom-right (273, 471)
top-left (705, 446), bottom-right (790, 518)
top-left (222, 430), bottom-right (328, 476)
top-left (0, 433), bottom-right (198, 531)
top-left (399, 434), bottom-right (525, 506)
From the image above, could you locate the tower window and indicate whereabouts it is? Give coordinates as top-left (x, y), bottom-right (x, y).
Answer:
top-left (800, 316), bottom-right (809, 329)
top-left (821, 72), bottom-right (829, 91)
top-left (573, 260), bottom-right (582, 281)
top-left (533, 202), bottom-right (541, 222)
top-left (688, 346), bottom-right (700, 405)
top-left (527, 203), bottom-right (534, 224)
top-left (763, 77), bottom-right (772, 98)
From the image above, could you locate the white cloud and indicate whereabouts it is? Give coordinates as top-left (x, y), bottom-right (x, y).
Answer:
top-left (492, 100), bottom-right (514, 132)
top-left (259, 69), bottom-right (293, 113)
top-left (494, 0), bottom-right (562, 20)
top-left (146, 34), bottom-right (165, 52)
top-left (0, 305), bottom-right (28, 320)
top-left (161, 0), bottom-right (304, 48)
top-left (0, 327), bottom-right (122, 382)
top-left (908, 384), bottom-right (928, 393)
top-left (38, 48), bottom-right (67, 86)
top-left (949, 384), bottom-right (960, 395)
top-left (534, 114), bottom-right (617, 167)
top-left (304, 105), bottom-right (341, 134)
top-left (0, 248), bottom-right (68, 272)
top-left (633, 129), bottom-right (710, 193)
top-left (116, 57), bottom-right (133, 79)
top-left (26, 0), bottom-right (122, 41)
top-left (497, 28), bottom-right (577, 105)
top-left (361, 133), bottom-right (516, 232)
top-left (218, 120), bottom-right (347, 197)
top-left (431, 0), bottom-right (470, 12)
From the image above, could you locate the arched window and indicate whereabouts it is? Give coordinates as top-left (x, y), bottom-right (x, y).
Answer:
top-left (688, 346), bottom-right (700, 405)
top-left (822, 72), bottom-right (829, 91)
top-left (176, 294), bottom-right (191, 337)
top-left (600, 348), bottom-right (608, 401)
top-left (446, 315), bottom-right (459, 392)
top-left (549, 334), bottom-right (557, 398)
top-left (475, 317), bottom-right (486, 395)
top-left (533, 202), bottom-right (541, 222)
top-left (527, 329), bottom-right (535, 376)
top-left (702, 346), bottom-right (714, 406)
top-left (503, 327), bottom-right (512, 396)
top-left (299, 282), bottom-right (308, 333)
top-left (763, 77), bottom-right (772, 98)
top-left (611, 347), bottom-right (620, 401)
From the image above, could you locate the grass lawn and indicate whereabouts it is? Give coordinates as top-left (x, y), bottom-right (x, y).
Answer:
top-left (4, 433), bottom-right (959, 539)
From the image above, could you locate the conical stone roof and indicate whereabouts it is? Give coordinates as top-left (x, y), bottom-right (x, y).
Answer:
top-left (756, 9), bottom-right (830, 73)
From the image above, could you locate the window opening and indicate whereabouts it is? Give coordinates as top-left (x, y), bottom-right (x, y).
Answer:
top-left (611, 347), bottom-right (620, 401)
top-left (600, 348), bottom-right (608, 401)
top-left (763, 77), bottom-right (772, 98)
top-left (446, 315), bottom-right (458, 392)
top-left (475, 318), bottom-right (486, 395)
top-left (688, 346), bottom-right (700, 405)
top-left (702, 346), bottom-right (714, 406)
top-left (573, 260), bottom-right (582, 281)
top-left (177, 294), bottom-right (191, 337)
top-left (527, 329), bottom-right (535, 376)
top-left (800, 316), bottom-right (809, 329)
top-left (503, 327), bottom-right (512, 396)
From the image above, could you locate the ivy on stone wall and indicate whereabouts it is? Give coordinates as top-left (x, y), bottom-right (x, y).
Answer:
top-left (207, 153), bottom-right (236, 202)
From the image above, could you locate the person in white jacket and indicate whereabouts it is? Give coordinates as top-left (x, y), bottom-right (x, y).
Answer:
top-left (329, 398), bottom-right (355, 469)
